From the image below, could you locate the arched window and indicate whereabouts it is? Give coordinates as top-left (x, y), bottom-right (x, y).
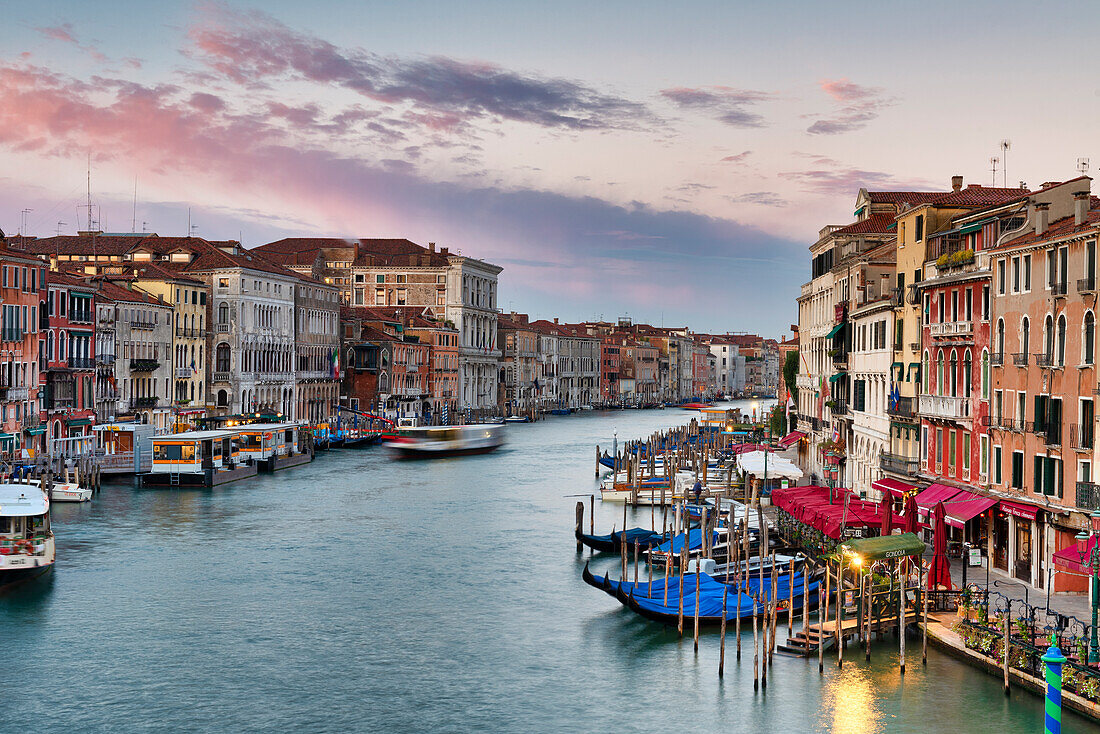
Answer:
top-left (981, 349), bottom-right (990, 400)
top-left (1085, 311), bottom-right (1096, 366)
top-left (949, 349), bottom-right (958, 396)
top-left (216, 343), bottom-right (231, 373)
top-left (922, 351), bottom-right (929, 394)
top-left (1057, 314), bottom-right (1067, 366)
top-left (936, 350), bottom-right (945, 396)
top-left (996, 319), bottom-right (1005, 356)
top-left (1044, 314), bottom-right (1054, 361)
top-left (1021, 317), bottom-right (1030, 358)
top-left (217, 389), bottom-right (228, 407)
top-left (963, 350), bottom-right (972, 397)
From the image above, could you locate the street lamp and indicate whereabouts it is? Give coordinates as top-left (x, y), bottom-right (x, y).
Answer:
top-left (1075, 509), bottom-right (1100, 664)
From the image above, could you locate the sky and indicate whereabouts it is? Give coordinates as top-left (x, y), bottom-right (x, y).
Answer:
top-left (2, 1), bottom-right (1100, 336)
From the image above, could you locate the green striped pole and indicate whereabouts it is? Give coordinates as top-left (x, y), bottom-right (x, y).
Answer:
top-left (1041, 636), bottom-right (1067, 734)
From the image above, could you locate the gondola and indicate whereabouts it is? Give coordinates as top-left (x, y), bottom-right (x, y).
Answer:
top-left (574, 527), bottom-right (668, 553)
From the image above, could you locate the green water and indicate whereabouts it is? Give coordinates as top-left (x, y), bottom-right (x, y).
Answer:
top-left (0, 401), bottom-right (1095, 732)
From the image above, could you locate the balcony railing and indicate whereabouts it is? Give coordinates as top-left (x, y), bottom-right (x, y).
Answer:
top-left (175, 327), bottom-right (202, 338)
top-left (130, 320), bottom-right (156, 330)
top-left (0, 329), bottom-right (24, 343)
top-left (67, 356), bottom-right (95, 370)
top-left (886, 396), bottom-right (915, 419)
top-left (1070, 423), bottom-right (1095, 450)
top-left (96, 354), bottom-right (116, 366)
top-left (216, 323), bottom-right (230, 333)
top-left (1033, 353), bottom-right (1053, 368)
top-left (909, 342), bottom-right (921, 352)
top-left (131, 396), bottom-right (159, 408)
top-left (929, 321), bottom-right (974, 338)
top-left (990, 352), bottom-right (1004, 367)
top-left (1077, 482), bottom-right (1100, 511)
top-left (212, 371), bottom-right (231, 383)
top-left (918, 393), bottom-right (970, 421)
top-left (129, 359), bottom-right (160, 372)
top-left (1052, 281), bottom-right (1069, 297)
top-left (829, 400), bottom-right (848, 415)
top-left (6, 387), bottom-right (28, 401)
top-left (96, 389), bottom-right (119, 401)
top-left (1012, 352), bottom-right (1029, 367)
top-left (68, 312), bottom-right (92, 324)
top-left (175, 367), bottom-right (191, 379)
top-left (1079, 277), bottom-right (1097, 294)
top-left (880, 451), bottom-right (919, 476)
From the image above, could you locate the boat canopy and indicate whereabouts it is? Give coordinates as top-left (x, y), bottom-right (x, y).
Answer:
top-left (0, 485), bottom-right (47, 516)
top-left (153, 430), bottom-right (235, 441)
top-left (736, 450), bottom-right (803, 480)
top-left (841, 532), bottom-right (925, 563)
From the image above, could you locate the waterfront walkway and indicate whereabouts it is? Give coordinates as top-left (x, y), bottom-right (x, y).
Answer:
top-left (944, 556), bottom-right (1093, 620)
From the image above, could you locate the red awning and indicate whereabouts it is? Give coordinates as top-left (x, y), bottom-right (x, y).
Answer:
top-left (944, 491), bottom-right (998, 529)
top-left (778, 430), bottom-right (805, 448)
top-left (999, 500), bottom-right (1039, 520)
top-left (1053, 535), bottom-right (1096, 574)
top-left (915, 484), bottom-right (963, 520)
top-left (872, 477), bottom-right (917, 495)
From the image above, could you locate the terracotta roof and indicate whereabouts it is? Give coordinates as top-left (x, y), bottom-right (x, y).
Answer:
top-left (46, 270), bottom-right (96, 291)
top-left (833, 213), bottom-right (896, 236)
top-left (929, 185), bottom-right (1030, 207)
top-left (865, 191), bottom-right (945, 205)
top-left (254, 238), bottom-right (451, 268)
top-left (991, 210), bottom-right (1100, 251)
top-left (116, 261), bottom-right (206, 285)
top-left (19, 234), bottom-right (147, 257)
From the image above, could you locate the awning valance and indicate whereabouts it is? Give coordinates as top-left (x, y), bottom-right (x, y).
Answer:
top-left (914, 483), bottom-right (963, 520)
top-left (828, 372), bottom-right (846, 383)
top-left (23, 426), bottom-right (44, 436)
top-left (65, 418), bottom-right (92, 427)
top-left (825, 323), bottom-right (845, 340)
top-left (944, 490), bottom-right (998, 529)
top-left (1000, 500), bottom-right (1039, 520)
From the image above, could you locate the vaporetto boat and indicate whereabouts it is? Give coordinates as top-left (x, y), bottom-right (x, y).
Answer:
top-left (385, 424), bottom-right (506, 458)
top-left (0, 482), bottom-right (55, 585)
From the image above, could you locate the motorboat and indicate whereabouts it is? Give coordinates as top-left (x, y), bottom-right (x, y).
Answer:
top-left (385, 424), bottom-right (505, 458)
top-left (49, 482), bottom-right (92, 502)
top-left (504, 415), bottom-right (531, 423)
top-left (0, 482), bottom-right (55, 585)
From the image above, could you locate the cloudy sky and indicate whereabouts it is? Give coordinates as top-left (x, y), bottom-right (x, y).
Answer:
top-left (1, 1), bottom-right (1098, 335)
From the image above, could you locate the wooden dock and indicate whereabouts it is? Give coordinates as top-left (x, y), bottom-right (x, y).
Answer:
top-left (778, 609), bottom-right (919, 656)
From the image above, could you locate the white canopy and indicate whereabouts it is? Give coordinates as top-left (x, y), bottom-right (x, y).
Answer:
top-left (737, 451), bottom-right (803, 480)
top-left (0, 485), bottom-right (47, 516)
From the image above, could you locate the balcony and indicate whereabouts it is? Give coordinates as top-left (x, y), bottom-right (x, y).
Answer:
top-left (1079, 277), bottom-right (1097, 294)
top-left (828, 399), bottom-right (849, 416)
top-left (68, 312), bottom-right (92, 324)
top-left (212, 371), bottom-right (231, 383)
top-left (830, 348), bottom-right (848, 365)
top-left (886, 395), bottom-right (915, 419)
top-left (175, 327), bottom-right (202, 338)
top-left (918, 393), bottom-right (970, 421)
top-left (129, 359), bottom-right (160, 372)
top-left (0, 329), bottom-right (24, 343)
top-left (1070, 423), bottom-right (1095, 451)
top-left (6, 387), bottom-right (28, 401)
top-left (132, 396), bottom-right (159, 408)
top-left (1012, 352), bottom-right (1029, 367)
top-left (175, 367), bottom-right (192, 379)
top-left (990, 352), bottom-right (1004, 367)
top-left (880, 451), bottom-right (919, 476)
top-left (1052, 281), bottom-right (1069, 297)
top-left (1033, 353), bottom-right (1053, 368)
top-left (96, 389), bottom-right (119, 401)
top-left (130, 320), bottom-right (156, 331)
top-left (68, 356), bottom-right (95, 370)
top-left (929, 321), bottom-right (973, 338)
top-left (1077, 482), bottom-right (1100, 511)
top-left (216, 323), bottom-right (230, 333)
top-left (908, 342), bottom-right (921, 352)
top-left (96, 354), bottom-right (116, 366)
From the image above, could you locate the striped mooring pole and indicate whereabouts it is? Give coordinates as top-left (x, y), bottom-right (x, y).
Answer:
top-left (1041, 636), bottom-right (1067, 734)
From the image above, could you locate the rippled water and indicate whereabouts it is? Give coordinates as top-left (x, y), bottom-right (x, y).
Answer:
top-left (1, 401), bottom-right (1095, 732)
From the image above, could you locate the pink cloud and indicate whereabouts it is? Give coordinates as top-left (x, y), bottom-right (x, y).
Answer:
top-left (37, 25), bottom-right (78, 44)
top-left (807, 78), bottom-right (896, 135)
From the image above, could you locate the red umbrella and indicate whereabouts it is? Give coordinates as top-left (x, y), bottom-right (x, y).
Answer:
top-left (903, 492), bottom-right (920, 535)
top-left (879, 485), bottom-right (895, 537)
top-left (927, 500), bottom-right (954, 590)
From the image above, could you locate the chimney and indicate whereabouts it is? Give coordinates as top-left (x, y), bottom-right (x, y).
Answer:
top-left (428, 242), bottom-right (436, 253)
top-left (1075, 191), bottom-right (1090, 226)
top-left (553, 317), bottom-right (559, 324)
top-left (440, 247), bottom-right (449, 256)
top-left (951, 175), bottom-right (963, 193)
top-left (1035, 202), bottom-right (1050, 236)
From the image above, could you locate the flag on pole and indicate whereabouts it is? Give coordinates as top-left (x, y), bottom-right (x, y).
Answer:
top-left (190, 358), bottom-right (198, 376)
top-left (331, 349), bottom-right (340, 380)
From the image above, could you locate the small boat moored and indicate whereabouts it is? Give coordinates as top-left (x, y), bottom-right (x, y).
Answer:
top-left (49, 482), bottom-right (92, 502)
top-left (385, 424), bottom-right (505, 458)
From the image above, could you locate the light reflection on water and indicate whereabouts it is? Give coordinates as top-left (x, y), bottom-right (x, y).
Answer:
top-left (0, 401), bottom-right (1095, 732)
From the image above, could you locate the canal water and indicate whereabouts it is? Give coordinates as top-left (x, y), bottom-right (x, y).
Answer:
top-left (2, 400), bottom-right (1096, 732)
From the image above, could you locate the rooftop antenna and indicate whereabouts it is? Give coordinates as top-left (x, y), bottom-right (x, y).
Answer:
top-left (142, 221), bottom-right (148, 233)
top-left (56, 221), bottom-right (66, 237)
top-left (1078, 157), bottom-right (1090, 176)
top-left (85, 153), bottom-right (94, 232)
top-left (1000, 139), bottom-right (1011, 188)
top-left (990, 157), bottom-right (999, 186)
top-left (20, 208), bottom-right (32, 236)
top-left (131, 178), bottom-right (138, 233)
top-left (187, 207), bottom-right (191, 237)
